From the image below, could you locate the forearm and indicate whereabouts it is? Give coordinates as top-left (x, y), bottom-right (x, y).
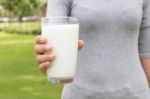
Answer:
top-left (140, 58), bottom-right (150, 87)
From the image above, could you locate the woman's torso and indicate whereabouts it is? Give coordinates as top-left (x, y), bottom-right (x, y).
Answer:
top-left (61, 0), bottom-right (150, 99)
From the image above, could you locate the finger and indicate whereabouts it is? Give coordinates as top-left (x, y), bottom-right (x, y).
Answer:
top-left (39, 62), bottom-right (51, 75)
top-left (35, 36), bottom-right (47, 44)
top-left (34, 44), bottom-right (52, 54)
top-left (36, 54), bottom-right (55, 64)
top-left (78, 40), bottom-right (84, 50)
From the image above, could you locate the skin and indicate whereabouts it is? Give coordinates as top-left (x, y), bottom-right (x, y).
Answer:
top-left (34, 36), bottom-right (84, 83)
top-left (141, 58), bottom-right (150, 87)
top-left (35, 36), bottom-right (150, 85)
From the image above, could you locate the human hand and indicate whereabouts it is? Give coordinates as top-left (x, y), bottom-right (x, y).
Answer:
top-left (34, 36), bottom-right (84, 83)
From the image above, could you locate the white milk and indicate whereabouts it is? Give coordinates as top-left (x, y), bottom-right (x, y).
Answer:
top-left (41, 24), bottom-right (79, 82)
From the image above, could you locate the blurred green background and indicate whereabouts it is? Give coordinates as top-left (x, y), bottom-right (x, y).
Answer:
top-left (0, 0), bottom-right (63, 99)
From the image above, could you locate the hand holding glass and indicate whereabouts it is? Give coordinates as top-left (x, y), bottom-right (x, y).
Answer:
top-left (41, 17), bottom-right (79, 84)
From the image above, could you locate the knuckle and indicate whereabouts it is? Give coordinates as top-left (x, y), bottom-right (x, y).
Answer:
top-left (45, 45), bottom-right (53, 52)
top-left (45, 62), bottom-right (51, 68)
top-left (38, 47), bottom-right (45, 53)
top-left (35, 36), bottom-right (42, 43)
top-left (42, 46), bottom-right (47, 52)
top-left (47, 55), bottom-right (54, 61)
top-left (39, 62), bottom-right (50, 70)
top-left (35, 45), bottom-right (43, 53)
top-left (51, 55), bottom-right (56, 60)
top-left (45, 62), bottom-right (50, 66)
top-left (47, 55), bottom-right (52, 61)
top-left (39, 64), bottom-right (44, 70)
top-left (39, 62), bottom-right (46, 68)
top-left (36, 55), bottom-right (42, 63)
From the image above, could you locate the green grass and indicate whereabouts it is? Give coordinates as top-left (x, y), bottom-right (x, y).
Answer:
top-left (0, 32), bottom-right (63, 99)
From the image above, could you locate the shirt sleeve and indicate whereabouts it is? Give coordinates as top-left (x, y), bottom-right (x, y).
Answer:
top-left (46, 0), bottom-right (72, 17)
top-left (138, 0), bottom-right (150, 59)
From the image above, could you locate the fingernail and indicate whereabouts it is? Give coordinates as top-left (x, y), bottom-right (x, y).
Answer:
top-left (45, 61), bottom-right (50, 65)
top-left (45, 45), bottom-right (52, 51)
top-left (50, 55), bottom-right (55, 59)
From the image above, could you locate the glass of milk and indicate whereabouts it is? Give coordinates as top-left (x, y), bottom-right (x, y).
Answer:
top-left (41, 17), bottom-right (79, 84)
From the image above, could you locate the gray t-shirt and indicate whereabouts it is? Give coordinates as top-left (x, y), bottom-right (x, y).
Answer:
top-left (47, 0), bottom-right (150, 99)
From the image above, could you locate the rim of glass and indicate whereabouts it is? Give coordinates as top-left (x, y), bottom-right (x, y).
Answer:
top-left (41, 16), bottom-right (78, 21)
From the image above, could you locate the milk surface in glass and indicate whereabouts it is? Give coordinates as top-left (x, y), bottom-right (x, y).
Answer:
top-left (41, 17), bottom-right (79, 84)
